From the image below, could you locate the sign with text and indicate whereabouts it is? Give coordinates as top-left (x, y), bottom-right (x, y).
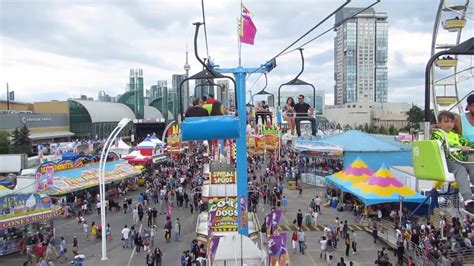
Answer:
top-left (208, 197), bottom-right (238, 232)
top-left (210, 171), bottom-right (236, 184)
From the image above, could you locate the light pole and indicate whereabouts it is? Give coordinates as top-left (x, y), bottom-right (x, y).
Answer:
top-left (99, 118), bottom-right (131, 260)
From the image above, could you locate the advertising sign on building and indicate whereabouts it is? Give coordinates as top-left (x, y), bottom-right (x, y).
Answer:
top-left (210, 171), bottom-right (236, 185)
top-left (208, 197), bottom-right (238, 232)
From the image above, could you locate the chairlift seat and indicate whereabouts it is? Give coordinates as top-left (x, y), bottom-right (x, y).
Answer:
top-left (436, 96), bottom-right (458, 106)
top-left (435, 58), bottom-right (458, 69)
top-left (442, 18), bottom-right (466, 32)
top-left (413, 140), bottom-right (455, 182)
top-left (181, 115), bottom-right (240, 141)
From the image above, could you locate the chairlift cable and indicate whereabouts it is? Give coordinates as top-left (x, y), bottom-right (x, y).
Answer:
top-left (247, 0), bottom-right (380, 77)
top-left (201, 0), bottom-right (210, 60)
top-left (271, 0), bottom-right (350, 60)
top-left (281, 0), bottom-right (380, 57)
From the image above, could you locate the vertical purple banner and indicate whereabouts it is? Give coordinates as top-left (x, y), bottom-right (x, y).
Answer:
top-left (271, 209), bottom-right (282, 233)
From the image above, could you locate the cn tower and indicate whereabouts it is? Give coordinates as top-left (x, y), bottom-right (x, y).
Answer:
top-left (183, 45), bottom-right (191, 111)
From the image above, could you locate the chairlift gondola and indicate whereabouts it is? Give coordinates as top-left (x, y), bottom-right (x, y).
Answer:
top-left (276, 48), bottom-right (317, 136)
top-left (178, 22), bottom-right (240, 141)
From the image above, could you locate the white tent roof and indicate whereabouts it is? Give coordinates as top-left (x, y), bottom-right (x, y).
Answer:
top-left (138, 140), bottom-right (156, 148)
top-left (214, 233), bottom-right (264, 264)
top-left (117, 139), bottom-right (131, 149)
top-left (123, 150), bottom-right (141, 159)
top-left (144, 106), bottom-right (164, 120)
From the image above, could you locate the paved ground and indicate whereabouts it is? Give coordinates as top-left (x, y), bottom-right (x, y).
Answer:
top-left (255, 183), bottom-right (397, 266)
top-left (1, 183), bottom-right (397, 266)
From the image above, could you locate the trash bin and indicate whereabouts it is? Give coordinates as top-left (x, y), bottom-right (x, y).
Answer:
top-left (331, 199), bottom-right (338, 208)
top-left (288, 181), bottom-right (296, 190)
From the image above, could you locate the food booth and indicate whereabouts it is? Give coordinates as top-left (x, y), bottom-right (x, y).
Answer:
top-left (0, 193), bottom-right (61, 256)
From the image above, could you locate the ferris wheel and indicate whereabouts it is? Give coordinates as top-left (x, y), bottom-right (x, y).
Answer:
top-left (430, 0), bottom-right (472, 117)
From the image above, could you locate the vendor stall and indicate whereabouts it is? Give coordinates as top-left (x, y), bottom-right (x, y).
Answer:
top-left (294, 139), bottom-right (344, 187)
top-left (0, 193), bottom-right (61, 256)
top-left (35, 159), bottom-right (141, 195)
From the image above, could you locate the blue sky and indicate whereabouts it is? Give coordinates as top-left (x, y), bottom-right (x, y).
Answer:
top-left (0, 0), bottom-right (473, 106)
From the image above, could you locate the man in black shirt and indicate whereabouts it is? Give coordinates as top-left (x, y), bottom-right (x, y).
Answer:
top-left (185, 98), bottom-right (209, 118)
top-left (294, 95), bottom-right (316, 136)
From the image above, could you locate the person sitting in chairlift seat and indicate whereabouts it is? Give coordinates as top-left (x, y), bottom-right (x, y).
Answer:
top-left (294, 95), bottom-right (317, 137)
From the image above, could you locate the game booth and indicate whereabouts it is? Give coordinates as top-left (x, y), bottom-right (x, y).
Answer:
top-left (293, 139), bottom-right (344, 188)
top-left (0, 193), bottom-right (61, 256)
top-left (34, 155), bottom-right (141, 196)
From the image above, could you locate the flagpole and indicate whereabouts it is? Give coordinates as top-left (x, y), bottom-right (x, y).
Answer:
top-left (238, 0), bottom-right (242, 67)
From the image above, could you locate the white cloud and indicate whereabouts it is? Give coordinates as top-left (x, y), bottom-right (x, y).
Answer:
top-left (0, 0), bottom-right (472, 108)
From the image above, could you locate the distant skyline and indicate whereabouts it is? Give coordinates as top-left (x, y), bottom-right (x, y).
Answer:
top-left (1, 0), bottom-right (473, 106)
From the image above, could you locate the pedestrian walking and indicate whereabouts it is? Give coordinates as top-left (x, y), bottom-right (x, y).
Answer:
top-left (83, 221), bottom-right (89, 241)
top-left (372, 222), bottom-right (378, 244)
top-left (174, 218), bottom-right (181, 241)
top-left (146, 250), bottom-right (155, 266)
top-left (320, 236), bottom-right (328, 260)
top-left (154, 247), bottom-right (163, 266)
top-left (135, 234), bottom-right (143, 253)
top-left (281, 196), bottom-right (288, 212)
top-left (106, 223), bottom-right (112, 241)
top-left (72, 236), bottom-right (78, 256)
top-left (58, 236), bottom-right (67, 263)
top-left (121, 225), bottom-right (130, 248)
top-left (291, 229), bottom-right (298, 253)
top-left (344, 234), bottom-right (351, 257)
top-left (351, 231), bottom-right (357, 255)
top-left (123, 198), bottom-right (128, 214)
top-left (296, 209), bottom-right (303, 228)
top-left (132, 207), bottom-right (139, 225)
top-left (315, 196), bottom-right (322, 213)
top-left (297, 228), bottom-right (306, 255)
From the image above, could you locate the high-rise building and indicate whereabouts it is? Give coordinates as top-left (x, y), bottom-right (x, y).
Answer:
top-left (194, 79), bottom-right (215, 100)
top-left (334, 7), bottom-right (388, 105)
top-left (216, 80), bottom-right (230, 107)
top-left (149, 81), bottom-right (168, 117)
top-left (127, 69), bottom-right (144, 118)
top-left (172, 74), bottom-right (186, 115)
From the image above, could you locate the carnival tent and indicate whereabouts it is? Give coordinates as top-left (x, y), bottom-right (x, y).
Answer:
top-left (326, 157), bottom-right (373, 192)
top-left (343, 164), bottom-right (425, 206)
top-left (321, 130), bottom-right (412, 170)
top-left (213, 233), bottom-right (265, 266)
top-left (294, 139), bottom-right (343, 156)
top-left (148, 133), bottom-right (165, 146)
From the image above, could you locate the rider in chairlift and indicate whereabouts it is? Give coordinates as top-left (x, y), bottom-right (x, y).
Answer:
top-left (294, 94), bottom-right (317, 137)
top-left (432, 111), bottom-right (474, 215)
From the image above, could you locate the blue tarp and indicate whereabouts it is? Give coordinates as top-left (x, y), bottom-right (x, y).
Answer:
top-left (321, 130), bottom-right (404, 152)
top-left (320, 130), bottom-right (412, 170)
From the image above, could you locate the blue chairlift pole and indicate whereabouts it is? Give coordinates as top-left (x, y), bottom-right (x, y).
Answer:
top-left (216, 62), bottom-right (274, 235)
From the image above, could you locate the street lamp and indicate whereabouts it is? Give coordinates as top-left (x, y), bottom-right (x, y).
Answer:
top-left (98, 118), bottom-right (131, 260)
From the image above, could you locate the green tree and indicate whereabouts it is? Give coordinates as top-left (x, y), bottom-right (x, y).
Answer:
top-left (335, 123), bottom-right (342, 130)
top-left (406, 105), bottom-right (424, 130)
top-left (364, 123), bottom-right (370, 133)
top-left (357, 124), bottom-right (364, 131)
top-left (343, 124), bottom-right (352, 131)
top-left (388, 125), bottom-right (398, 135)
top-left (0, 131), bottom-right (10, 154)
top-left (378, 126), bottom-right (388, 135)
top-left (10, 125), bottom-right (31, 154)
